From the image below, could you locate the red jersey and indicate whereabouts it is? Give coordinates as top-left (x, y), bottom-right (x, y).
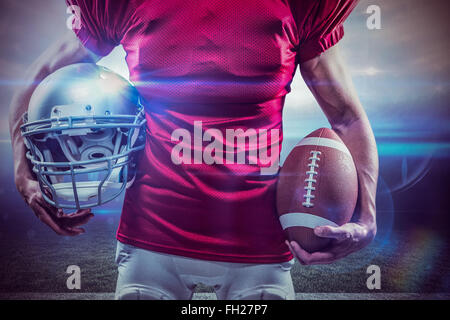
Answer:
top-left (68, 0), bottom-right (358, 263)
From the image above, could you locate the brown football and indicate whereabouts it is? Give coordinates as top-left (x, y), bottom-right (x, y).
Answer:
top-left (277, 128), bottom-right (358, 253)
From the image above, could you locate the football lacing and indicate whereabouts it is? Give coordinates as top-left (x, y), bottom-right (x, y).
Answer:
top-left (302, 150), bottom-right (321, 208)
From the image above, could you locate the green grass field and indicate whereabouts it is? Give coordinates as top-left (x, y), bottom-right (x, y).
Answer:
top-left (0, 213), bottom-right (449, 297)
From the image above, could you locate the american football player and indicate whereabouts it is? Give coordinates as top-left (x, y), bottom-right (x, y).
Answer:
top-left (9, 0), bottom-right (378, 299)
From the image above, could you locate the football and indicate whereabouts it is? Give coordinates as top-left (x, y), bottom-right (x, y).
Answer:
top-left (277, 128), bottom-right (358, 253)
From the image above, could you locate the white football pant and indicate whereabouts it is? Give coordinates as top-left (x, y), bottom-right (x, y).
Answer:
top-left (115, 241), bottom-right (295, 300)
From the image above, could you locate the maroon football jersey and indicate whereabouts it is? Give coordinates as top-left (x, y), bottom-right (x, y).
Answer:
top-left (68, 0), bottom-right (358, 263)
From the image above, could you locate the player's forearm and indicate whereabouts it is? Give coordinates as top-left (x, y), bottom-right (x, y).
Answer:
top-left (9, 32), bottom-right (99, 184)
top-left (332, 114), bottom-right (378, 230)
top-left (299, 45), bottom-right (378, 231)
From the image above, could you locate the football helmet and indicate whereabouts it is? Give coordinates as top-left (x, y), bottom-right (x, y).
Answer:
top-left (21, 63), bottom-right (146, 209)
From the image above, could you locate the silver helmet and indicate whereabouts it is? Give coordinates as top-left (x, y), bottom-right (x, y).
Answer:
top-left (21, 63), bottom-right (146, 209)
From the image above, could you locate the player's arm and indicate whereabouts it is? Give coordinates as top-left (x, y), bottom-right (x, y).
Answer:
top-left (287, 44), bottom-right (379, 264)
top-left (9, 32), bottom-right (101, 236)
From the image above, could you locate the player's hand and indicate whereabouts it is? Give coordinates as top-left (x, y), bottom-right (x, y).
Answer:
top-left (16, 177), bottom-right (93, 236)
top-left (286, 221), bottom-right (376, 265)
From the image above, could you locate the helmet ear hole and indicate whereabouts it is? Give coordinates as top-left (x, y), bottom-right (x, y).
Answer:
top-left (90, 152), bottom-right (105, 159)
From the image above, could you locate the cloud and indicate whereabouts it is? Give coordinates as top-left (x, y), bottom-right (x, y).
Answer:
top-left (342, 0), bottom-right (450, 80)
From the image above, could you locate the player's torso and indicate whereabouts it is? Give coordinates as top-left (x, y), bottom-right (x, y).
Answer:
top-left (118, 0), bottom-right (298, 262)
top-left (121, 0), bottom-right (299, 104)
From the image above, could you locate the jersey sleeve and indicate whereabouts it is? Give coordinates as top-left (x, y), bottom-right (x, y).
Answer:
top-left (292, 0), bottom-right (359, 63)
top-left (66, 0), bottom-right (134, 56)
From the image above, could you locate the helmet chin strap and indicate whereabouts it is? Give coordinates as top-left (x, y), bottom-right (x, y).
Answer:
top-left (52, 181), bottom-right (123, 202)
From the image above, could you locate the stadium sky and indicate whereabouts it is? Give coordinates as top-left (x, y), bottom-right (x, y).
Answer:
top-left (0, 0), bottom-right (448, 148)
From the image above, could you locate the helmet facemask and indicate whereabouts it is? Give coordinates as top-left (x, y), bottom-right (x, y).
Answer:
top-left (21, 64), bottom-right (146, 210)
